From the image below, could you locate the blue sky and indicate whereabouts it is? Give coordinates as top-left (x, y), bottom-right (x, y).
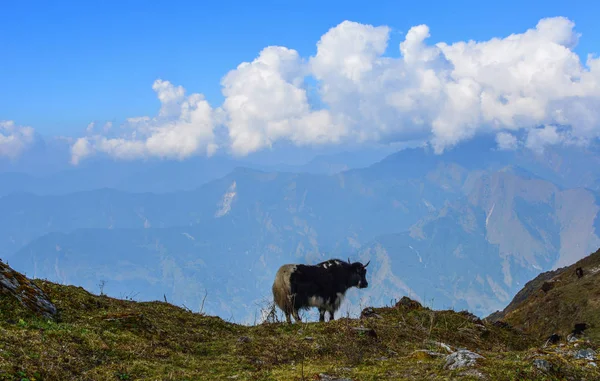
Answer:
top-left (2, 0), bottom-right (599, 138)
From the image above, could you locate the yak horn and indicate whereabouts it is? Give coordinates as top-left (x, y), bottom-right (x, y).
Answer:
top-left (348, 257), bottom-right (351, 264)
top-left (363, 260), bottom-right (370, 268)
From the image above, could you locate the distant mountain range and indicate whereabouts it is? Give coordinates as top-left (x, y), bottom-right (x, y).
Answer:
top-left (3, 137), bottom-right (600, 324)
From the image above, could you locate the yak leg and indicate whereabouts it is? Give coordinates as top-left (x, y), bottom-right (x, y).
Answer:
top-left (319, 309), bottom-right (326, 322)
top-left (328, 310), bottom-right (335, 322)
top-left (285, 312), bottom-right (292, 324)
top-left (292, 309), bottom-right (301, 323)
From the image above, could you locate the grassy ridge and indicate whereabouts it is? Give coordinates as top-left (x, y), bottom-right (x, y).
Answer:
top-left (1, 278), bottom-right (599, 380)
top-left (490, 248), bottom-right (600, 342)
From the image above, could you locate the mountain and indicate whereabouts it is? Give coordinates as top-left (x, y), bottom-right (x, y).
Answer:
top-left (487, 247), bottom-right (600, 342)
top-left (7, 161), bottom-right (465, 322)
top-left (0, 139), bottom-right (395, 196)
top-left (4, 262), bottom-right (599, 381)
top-left (4, 139), bottom-right (600, 324)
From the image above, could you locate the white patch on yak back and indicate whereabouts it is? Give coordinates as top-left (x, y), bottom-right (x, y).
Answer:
top-left (320, 259), bottom-right (344, 269)
top-left (215, 181), bottom-right (237, 217)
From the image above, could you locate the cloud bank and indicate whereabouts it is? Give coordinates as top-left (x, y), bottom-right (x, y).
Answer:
top-left (0, 121), bottom-right (35, 159)
top-left (65, 16), bottom-right (600, 163)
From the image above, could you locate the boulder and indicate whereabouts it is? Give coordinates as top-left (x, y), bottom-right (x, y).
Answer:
top-left (444, 349), bottom-right (484, 370)
top-left (395, 296), bottom-right (422, 310)
top-left (574, 348), bottom-right (596, 361)
top-left (533, 359), bottom-right (552, 372)
top-left (0, 260), bottom-right (57, 319)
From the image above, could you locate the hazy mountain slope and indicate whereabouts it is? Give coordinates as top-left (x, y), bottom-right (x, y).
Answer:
top-left (354, 201), bottom-right (536, 317)
top-left (6, 143), bottom-right (600, 324)
top-left (349, 168), bottom-right (600, 320)
top-left (0, 156), bottom-right (243, 196)
top-left (11, 165), bottom-right (600, 323)
top-left (464, 168), bottom-right (600, 272)
top-left (0, 158), bottom-right (465, 259)
top-left (8, 164), bottom-right (466, 322)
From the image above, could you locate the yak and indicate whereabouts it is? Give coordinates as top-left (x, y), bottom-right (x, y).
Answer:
top-left (272, 258), bottom-right (370, 324)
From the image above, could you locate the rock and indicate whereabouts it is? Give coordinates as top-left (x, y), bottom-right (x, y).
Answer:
top-left (237, 336), bottom-right (252, 343)
top-left (0, 261), bottom-right (57, 319)
top-left (574, 348), bottom-right (596, 360)
top-left (395, 296), bottom-right (422, 310)
top-left (360, 307), bottom-right (382, 319)
top-left (317, 374), bottom-right (353, 381)
top-left (533, 359), bottom-right (552, 372)
top-left (303, 336), bottom-right (314, 341)
top-left (444, 349), bottom-right (485, 370)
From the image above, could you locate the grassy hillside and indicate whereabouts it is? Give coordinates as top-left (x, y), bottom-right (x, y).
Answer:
top-left (488, 248), bottom-right (600, 343)
top-left (1, 272), bottom-right (599, 380)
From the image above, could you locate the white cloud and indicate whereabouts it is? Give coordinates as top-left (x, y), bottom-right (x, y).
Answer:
top-left (495, 132), bottom-right (518, 151)
top-left (70, 16), bottom-right (600, 161)
top-left (71, 80), bottom-right (218, 164)
top-left (525, 124), bottom-right (569, 153)
top-left (306, 16), bottom-right (600, 154)
top-left (221, 46), bottom-right (344, 156)
top-left (0, 120), bottom-right (35, 159)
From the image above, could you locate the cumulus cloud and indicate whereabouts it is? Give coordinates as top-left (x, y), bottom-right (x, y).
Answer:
top-left (495, 132), bottom-right (519, 151)
top-left (70, 16), bottom-right (600, 162)
top-left (525, 125), bottom-right (570, 153)
top-left (71, 80), bottom-right (218, 165)
top-left (221, 46), bottom-right (345, 156)
top-left (0, 120), bottom-right (35, 159)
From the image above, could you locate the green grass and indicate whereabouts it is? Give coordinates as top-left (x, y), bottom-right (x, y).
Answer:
top-left (1, 279), bottom-right (599, 380)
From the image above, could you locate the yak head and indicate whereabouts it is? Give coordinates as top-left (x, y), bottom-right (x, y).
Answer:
top-left (347, 258), bottom-right (370, 289)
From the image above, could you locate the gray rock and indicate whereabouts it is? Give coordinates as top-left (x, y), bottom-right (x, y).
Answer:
top-left (317, 374), bottom-right (353, 381)
top-left (360, 307), bottom-right (382, 319)
top-left (0, 261), bottom-right (57, 319)
top-left (574, 348), bottom-right (596, 360)
top-left (533, 359), bottom-right (552, 372)
top-left (444, 349), bottom-right (485, 370)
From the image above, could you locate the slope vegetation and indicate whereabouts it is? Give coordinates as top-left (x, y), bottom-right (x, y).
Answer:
top-left (1, 262), bottom-right (599, 380)
top-left (487, 248), bottom-right (600, 343)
